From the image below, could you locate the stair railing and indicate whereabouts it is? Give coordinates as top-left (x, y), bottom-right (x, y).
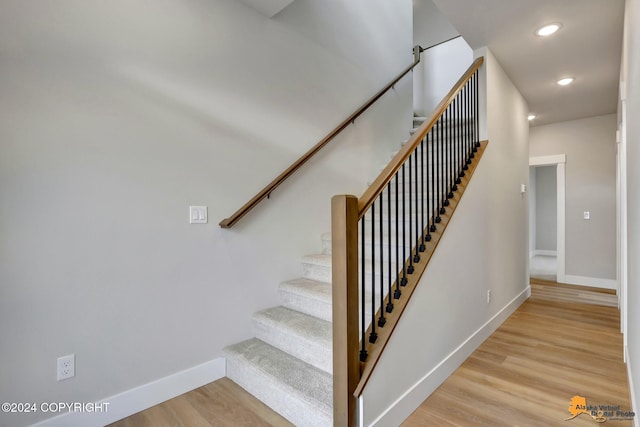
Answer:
top-left (219, 46), bottom-right (423, 229)
top-left (332, 57), bottom-right (485, 427)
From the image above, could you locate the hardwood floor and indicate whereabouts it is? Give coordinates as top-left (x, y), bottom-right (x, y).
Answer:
top-left (402, 296), bottom-right (630, 426)
top-left (530, 277), bottom-right (618, 307)
top-left (106, 377), bottom-right (292, 427)
top-left (110, 283), bottom-right (630, 427)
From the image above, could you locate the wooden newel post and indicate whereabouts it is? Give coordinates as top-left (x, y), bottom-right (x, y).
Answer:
top-left (332, 195), bottom-right (360, 427)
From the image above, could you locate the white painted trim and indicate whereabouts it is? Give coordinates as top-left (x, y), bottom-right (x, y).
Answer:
top-left (533, 250), bottom-right (557, 257)
top-left (528, 158), bottom-right (566, 285)
top-left (529, 154), bottom-right (566, 166)
top-left (626, 346), bottom-right (639, 427)
top-left (31, 357), bottom-right (226, 427)
top-left (368, 286), bottom-right (530, 427)
top-left (561, 275), bottom-right (617, 290)
top-left (556, 163), bottom-right (566, 283)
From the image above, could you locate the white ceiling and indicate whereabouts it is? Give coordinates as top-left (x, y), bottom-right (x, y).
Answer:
top-left (432, 0), bottom-right (625, 127)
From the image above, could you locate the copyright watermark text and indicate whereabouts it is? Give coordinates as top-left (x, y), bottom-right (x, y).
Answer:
top-left (2, 402), bottom-right (110, 413)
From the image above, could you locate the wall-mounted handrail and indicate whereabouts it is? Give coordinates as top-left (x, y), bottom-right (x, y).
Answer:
top-left (219, 47), bottom-right (423, 228)
top-left (358, 56), bottom-right (484, 219)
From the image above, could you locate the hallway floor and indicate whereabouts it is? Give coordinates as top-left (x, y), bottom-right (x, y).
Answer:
top-left (109, 283), bottom-right (630, 427)
top-left (402, 285), bottom-right (629, 426)
top-left (530, 254), bottom-right (557, 281)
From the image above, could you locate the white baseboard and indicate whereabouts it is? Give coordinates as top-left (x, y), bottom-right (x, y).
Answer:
top-left (31, 357), bottom-right (226, 427)
top-left (532, 250), bottom-right (557, 257)
top-left (562, 274), bottom-right (617, 290)
top-left (368, 286), bottom-right (530, 427)
top-left (627, 346), bottom-right (639, 427)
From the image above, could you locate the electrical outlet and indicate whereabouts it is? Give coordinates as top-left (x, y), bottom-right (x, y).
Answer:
top-left (57, 354), bottom-right (75, 381)
top-left (486, 289), bottom-right (492, 305)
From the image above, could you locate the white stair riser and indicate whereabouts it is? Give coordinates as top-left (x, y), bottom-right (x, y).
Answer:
top-left (253, 313), bottom-right (332, 374)
top-left (226, 351), bottom-right (332, 427)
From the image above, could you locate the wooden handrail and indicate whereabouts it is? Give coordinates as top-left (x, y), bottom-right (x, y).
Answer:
top-left (358, 56), bottom-right (484, 218)
top-left (219, 48), bottom-right (422, 228)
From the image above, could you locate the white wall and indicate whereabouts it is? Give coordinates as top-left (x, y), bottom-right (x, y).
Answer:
top-left (0, 1), bottom-right (412, 425)
top-left (412, 1), bottom-right (471, 117)
top-left (360, 48), bottom-right (530, 426)
top-left (621, 0), bottom-right (639, 420)
top-left (535, 166), bottom-right (557, 252)
top-left (530, 115), bottom-right (617, 281)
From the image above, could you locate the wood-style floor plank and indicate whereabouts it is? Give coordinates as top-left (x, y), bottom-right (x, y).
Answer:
top-left (402, 292), bottom-right (631, 426)
top-left (106, 377), bottom-right (293, 427)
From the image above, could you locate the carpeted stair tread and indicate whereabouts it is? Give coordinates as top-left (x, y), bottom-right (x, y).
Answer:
top-left (225, 338), bottom-right (332, 427)
top-left (280, 278), bottom-right (332, 321)
top-left (253, 306), bottom-right (332, 373)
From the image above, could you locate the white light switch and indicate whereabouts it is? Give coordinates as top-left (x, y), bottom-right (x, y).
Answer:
top-left (520, 184), bottom-right (527, 194)
top-left (189, 206), bottom-right (207, 224)
top-left (583, 211), bottom-right (590, 220)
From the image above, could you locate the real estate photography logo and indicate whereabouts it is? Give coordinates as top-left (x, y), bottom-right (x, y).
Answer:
top-left (565, 396), bottom-right (635, 423)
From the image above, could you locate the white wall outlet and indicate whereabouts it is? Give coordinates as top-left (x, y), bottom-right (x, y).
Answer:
top-left (583, 211), bottom-right (590, 220)
top-left (57, 354), bottom-right (75, 381)
top-left (486, 289), bottom-right (492, 305)
top-left (189, 206), bottom-right (207, 224)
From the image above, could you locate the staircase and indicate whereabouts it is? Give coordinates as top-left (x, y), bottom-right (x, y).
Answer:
top-left (224, 115), bottom-right (435, 427)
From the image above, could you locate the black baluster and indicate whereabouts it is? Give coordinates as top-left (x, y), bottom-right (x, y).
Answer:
top-left (452, 98), bottom-right (459, 190)
top-left (378, 193), bottom-right (386, 327)
top-left (443, 108), bottom-right (451, 207)
top-left (426, 131), bottom-right (433, 240)
top-left (413, 148), bottom-right (420, 263)
top-left (369, 202), bottom-right (377, 344)
top-left (401, 165), bottom-right (408, 286)
top-left (465, 82), bottom-right (472, 168)
top-left (435, 117), bottom-right (442, 222)
top-left (387, 182), bottom-right (394, 312)
top-left (394, 173), bottom-right (402, 298)
top-left (457, 93), bottom-right (464, 182)
top-left (407, 153), bottom-right (415, 275)
top-left (439, 115), bottom-right (446, 215)
top-left (475, 71), bottom-right (480, 149)
top-left (420, 137), bottom-right (427, 249)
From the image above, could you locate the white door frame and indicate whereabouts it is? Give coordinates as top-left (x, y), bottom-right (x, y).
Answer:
top-left (530, 154), bottom-right (567, 283)
top-left (617, 98), bottom-right (628, 346)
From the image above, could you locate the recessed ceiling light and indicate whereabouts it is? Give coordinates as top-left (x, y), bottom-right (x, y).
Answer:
top-left (536, 23), bottom-right (561, 37)
top-left (557, 77), bottom-right (574, 86)
top-left (528, 114), bottom-right (536, 121)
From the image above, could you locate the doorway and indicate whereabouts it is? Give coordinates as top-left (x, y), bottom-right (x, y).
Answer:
top-left (529, 155), bottom-right (566, 283)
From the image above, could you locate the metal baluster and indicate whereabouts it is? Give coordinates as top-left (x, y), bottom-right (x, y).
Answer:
top-left (443, 108), bottom-right (450, 207)
top-left (413, 148), bottom-right (420, 263)
top-left (395, 173), bottom-right (402, 296)
top-left (465, 82), bottom-right (471, 169)
top-left (469, 78), bottom-right (475, 161)
top-left (387, 182), bottom-right (395, 310)
top-left (475, 71), bottom-right (480, 149)
top-left (378, 193), bottom-right (386, 327)
top-left (420, 137), bottom-right (427, 249)
top-left (407, 152), bottom-right (414, 275)
top-left (439, 115), bottom-right (446, 216)
top-left (426, 130), bottom-right (433, 240)
top-left (449, 103), bottom-right (458, 193)
top-left (369, 202), bottom-right (377, 343)
top-left (435, 117), bottom-right (442, 222)
top-left (457, 93), bottom-right (465, 182)
top-left (401, 164), bottom-right (408, 285)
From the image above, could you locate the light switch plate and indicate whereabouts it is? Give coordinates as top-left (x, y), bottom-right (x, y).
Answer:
top-left (189, 206), bottom-right (208, 224)
top-left (583, 211), bottom-right (590, 220)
